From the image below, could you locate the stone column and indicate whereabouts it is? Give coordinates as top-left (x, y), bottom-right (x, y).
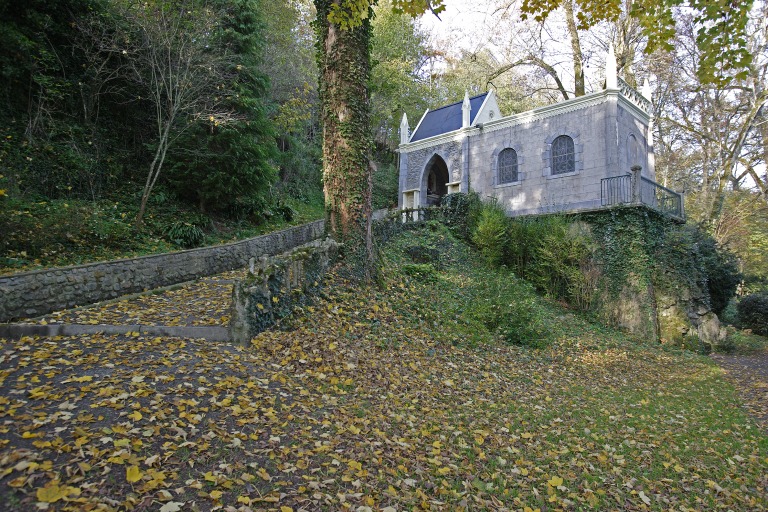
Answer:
top-left (631, 165), bottom-right (642, 204)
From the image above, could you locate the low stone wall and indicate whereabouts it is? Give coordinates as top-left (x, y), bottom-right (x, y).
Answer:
top-left (230, 237), bottom-right (341, 344)
top-left (0, 220), bottom-right (325, 322)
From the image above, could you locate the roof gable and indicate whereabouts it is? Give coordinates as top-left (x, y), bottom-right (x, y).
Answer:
top-left (410, 93), bottom-right (488, 142)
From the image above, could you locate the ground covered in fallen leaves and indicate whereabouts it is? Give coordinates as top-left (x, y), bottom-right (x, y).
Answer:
top-left (711, 351), bottom-right (768, 433)
top-left (1, 225), bottom-right (766, 511)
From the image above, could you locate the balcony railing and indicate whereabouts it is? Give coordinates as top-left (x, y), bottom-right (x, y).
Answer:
top-left (601, 174), bottom-right (633, 206)
top-left (640, 177), bottom-right (684, 219)
top-left (600, 172), bottom-right (685, 221)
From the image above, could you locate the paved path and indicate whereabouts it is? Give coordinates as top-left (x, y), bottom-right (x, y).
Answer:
top-left (711, 351), bottom-right (768, 434)
top-left (1, 268), bottom-right (245, 341)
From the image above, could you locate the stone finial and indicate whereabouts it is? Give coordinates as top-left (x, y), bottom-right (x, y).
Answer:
top-left (641, 77), bottom-right (652, 101)
top-left (605, 43), bottom-right (618, 89)
top-left (400, 112), bottom-right (410, 144)
top-left (462, 90), bottom-right (471, 128)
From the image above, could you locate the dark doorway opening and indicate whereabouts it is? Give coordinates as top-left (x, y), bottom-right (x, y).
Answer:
top-left (424, 155), bottom-right (449, 206)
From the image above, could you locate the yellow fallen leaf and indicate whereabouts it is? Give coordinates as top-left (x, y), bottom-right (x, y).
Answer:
top-left (548, 476), bottom-right (564, 487)
top-left (36, 484), bottom-right (65, 503)
top-left (437, 467), bottom-right (451, 475)
top-left (237, 496), bottom-right (251, 504)
top-left (280, 507), bottom-right (293, 512)
top-left (128, 411), bottom-right (142, 421)
top-left (126, 465), bottom-right (142, 483)
top-left (210, 490), bottom-right (223, 500)
top-left (159, 503), bottom-right (185, 512)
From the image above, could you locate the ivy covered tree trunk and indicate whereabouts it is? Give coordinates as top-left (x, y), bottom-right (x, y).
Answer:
top-left (314, 0), bottom-right (374, 277)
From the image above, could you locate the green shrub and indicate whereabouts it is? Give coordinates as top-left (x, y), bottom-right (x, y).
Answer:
top-left (402, 263), bottom-right (437, 280)
top-left (440, 192), bottom-right (482, 240)
top-left (737, 292), bottom-right (768, 335)
top-left (468, 276), bottom-right (552, 348)
top-left (471, 201), bottom-right (509, 266)
top-left (506, 215), bottom-right (596, 310)
top-left (694, 231), bottom-right (742, 315)
top-left (0, 198), bottom-right (135, 261)
top-left (164, 221), bottom-right (205, 249)
top-left (719, 298), bottom-right (740, 326)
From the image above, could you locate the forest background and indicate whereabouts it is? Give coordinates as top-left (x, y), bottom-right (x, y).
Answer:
top-left (0, 0), bottom-right (766, 295)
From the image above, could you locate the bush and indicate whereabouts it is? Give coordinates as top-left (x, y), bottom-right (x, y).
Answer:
top-left (506, 215), bottom-right (596, 310)
top-left (737, 292), bottom-right (768, 335)
top-left (164, 221), bottom-right (205, 249)
top-left (694, 232), bottom-right (741, 316)
top-left (468, 276), bottom-right (551, 348)
top-left (402, 263), bottom-right (437, 280)
top-left (0, 198), bottom-right (135, 261)
top-left (471, 201), bottom-right (509, 266)
top-left (440, 192), bottom-right (482, 241)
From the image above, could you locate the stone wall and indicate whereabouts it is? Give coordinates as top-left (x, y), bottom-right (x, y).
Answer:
top-left (230, 237), bottom-right (341, 344)
top-left (0, 220), bottom-right (325, 322)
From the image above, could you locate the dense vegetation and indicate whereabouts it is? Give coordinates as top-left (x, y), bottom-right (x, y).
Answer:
top-left (0, 0), bottom-right (324, 273)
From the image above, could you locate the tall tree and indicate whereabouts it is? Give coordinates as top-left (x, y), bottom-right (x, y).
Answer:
top-left (165, 0), bottom-right (278, 214)
top-left (313, 0), bottom-right (375, 276)
top-left (113, 0), bottom-right (245, 226)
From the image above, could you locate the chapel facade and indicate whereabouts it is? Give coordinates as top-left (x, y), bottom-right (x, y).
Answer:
top-left (397, 47), bottom-right (684, 221)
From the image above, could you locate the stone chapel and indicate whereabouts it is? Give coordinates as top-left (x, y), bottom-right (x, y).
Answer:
top-left (397, 46), bottom-right (684, 221)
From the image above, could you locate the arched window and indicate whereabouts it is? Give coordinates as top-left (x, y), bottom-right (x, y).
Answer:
top-left (551, 135), bottom-right (575, 175)
top-left (498, 148), bottom-right (518, 184)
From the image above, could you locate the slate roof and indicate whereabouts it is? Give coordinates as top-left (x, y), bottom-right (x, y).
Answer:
top-left (410, 93), bottom-right (488, 142)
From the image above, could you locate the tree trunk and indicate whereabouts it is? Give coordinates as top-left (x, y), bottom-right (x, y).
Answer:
top-left (314, 0), bottom-right (374, 276)
top-left (563, 0), bottom-right (585, 97)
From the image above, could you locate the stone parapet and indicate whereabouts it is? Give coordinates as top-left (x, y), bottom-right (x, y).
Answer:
top-left (0, 220), bottom-right (325, 322)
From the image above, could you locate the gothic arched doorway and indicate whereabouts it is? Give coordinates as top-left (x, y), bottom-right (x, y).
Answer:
top-left (424, 155), bottom-right (449, 206)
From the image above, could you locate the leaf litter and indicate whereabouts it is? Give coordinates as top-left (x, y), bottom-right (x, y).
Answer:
top-left (1, 229), bottom-right (767, 511)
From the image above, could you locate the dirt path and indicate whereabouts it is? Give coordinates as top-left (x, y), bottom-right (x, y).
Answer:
top-left (711, 351), bottom-right (768, 433)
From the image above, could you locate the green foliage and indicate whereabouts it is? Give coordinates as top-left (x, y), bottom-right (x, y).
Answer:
top-left (507, 215), bottom-right (597, 310)
top-left (520, 0), bottom-right (754, 85)
top-left (164, 0), bottom-right (278, 215)
top-left (0, 198), bottom-right (134, 265)
top-left (370, 0), bottom-right (433, 148)
top-left (469, 277), bottom-right (551, 348)
top-left (371, 159), bottom-right (399, 210)
top-left (164, 220), bottom-right (206, 249)
top-left (470, 200), bottom-right (596, 310)
top-left (471, 201), bottom-right (509, 267)
top-left (717, 328), bottom-right (768, 355)
top-left (384, 221), bottom-right (557, 349)
top-left (440, 192), bottom-right (482, 241)
top-left (402, 263), bottom-right (437, 280)
top-left (737, 292), bottom-right (768, 336)
top-left (694, 233), bottom-right (742, 316)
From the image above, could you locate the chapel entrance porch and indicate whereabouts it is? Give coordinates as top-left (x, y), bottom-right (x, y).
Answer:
top-left (424, 155), bottom-right (449, 206)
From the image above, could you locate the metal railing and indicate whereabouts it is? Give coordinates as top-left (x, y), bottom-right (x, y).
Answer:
top-left (600, 174), bottom-right (685, 220)
top-left (601, 174), bottom-right (633, 206)
top-left (640, 177), bottom-right (684, 219)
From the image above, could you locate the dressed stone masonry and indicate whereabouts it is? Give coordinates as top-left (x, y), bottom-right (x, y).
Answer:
top-left (398, 45), bottom-right (682, 220)
top-left (0, 220), bottom-right (325, 322)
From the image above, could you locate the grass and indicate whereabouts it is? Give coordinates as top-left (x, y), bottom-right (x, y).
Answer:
top-left (0, 224), bottom-right (765, 511)
top-left (0, 193), bottom-right (325, 275)
top-left (718, 328), bottom-right (768, 354)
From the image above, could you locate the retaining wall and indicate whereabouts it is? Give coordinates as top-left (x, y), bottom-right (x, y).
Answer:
top-left (0, 220), bottom-right (325, 322)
